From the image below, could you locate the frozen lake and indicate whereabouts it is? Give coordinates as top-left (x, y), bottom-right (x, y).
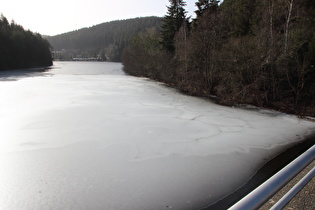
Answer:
top-left (0, 61), bottom-right (314, 210)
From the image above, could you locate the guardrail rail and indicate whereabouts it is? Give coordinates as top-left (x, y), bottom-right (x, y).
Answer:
top-left (229, 144), bottom-right (315, 210)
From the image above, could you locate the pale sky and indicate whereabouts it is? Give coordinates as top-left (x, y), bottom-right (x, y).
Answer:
top-left (1, 0), bottom-right (198, 36)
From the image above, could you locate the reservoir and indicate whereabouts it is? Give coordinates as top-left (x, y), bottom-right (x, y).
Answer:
top-left (0, 61), bottom-right (314, 209)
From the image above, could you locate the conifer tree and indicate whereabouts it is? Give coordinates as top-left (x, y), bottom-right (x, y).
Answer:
top-left (0, 14), bottom-right (52, 70)
top-left (161, 0), bottom-right (188, 52)
top-left (195, 0), bottom-right (220, 19)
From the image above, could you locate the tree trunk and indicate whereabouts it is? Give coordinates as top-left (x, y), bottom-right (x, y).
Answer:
top-left (284, 0), bottom-right (294, 55)
top-left (269, 0), bottom-right (274, 55)
top-left (269, 0), bottom-right (277, 101)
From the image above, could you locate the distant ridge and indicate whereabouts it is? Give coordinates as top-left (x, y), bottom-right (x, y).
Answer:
top-left (47, 16), bottom-right (162, 61)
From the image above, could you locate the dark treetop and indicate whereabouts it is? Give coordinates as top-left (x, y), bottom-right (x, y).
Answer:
top-left (0, 14), bottom-right (52, 71)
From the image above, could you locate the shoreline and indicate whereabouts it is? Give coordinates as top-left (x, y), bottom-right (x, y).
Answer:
top-left (204, 135), bottom-right (315, 209)
top-left (155, 75), bottom-right (315, 118)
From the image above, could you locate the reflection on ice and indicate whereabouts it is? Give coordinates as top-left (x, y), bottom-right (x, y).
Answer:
top-left (0, 62), bottom-right (314, 210)
top-left (0, 67), bottom-right (52, 82)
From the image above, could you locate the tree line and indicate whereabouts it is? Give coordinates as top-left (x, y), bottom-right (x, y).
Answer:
top-left (0, 14), bottom-right (52, 71)
top-left (122, 0), bottom-right (315, 116)
top-left (47, 17), bottom-right (162, 62)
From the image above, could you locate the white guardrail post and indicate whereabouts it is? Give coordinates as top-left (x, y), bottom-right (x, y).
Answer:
top-left (228, 144), bottom-right (315, 210)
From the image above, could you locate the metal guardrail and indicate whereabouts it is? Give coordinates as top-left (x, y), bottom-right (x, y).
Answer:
top-left (229, 144), bottom-right (315, 210)
top-left (270, 166), bottom-right (315, 210)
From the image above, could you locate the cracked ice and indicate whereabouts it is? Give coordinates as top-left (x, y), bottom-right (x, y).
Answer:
top-left (0, 61), bottom-right (314, 210)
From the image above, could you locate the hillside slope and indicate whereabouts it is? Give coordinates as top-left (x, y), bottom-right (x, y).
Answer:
top-left (122, 0), bottom-right (315, 116)
top-left (47, 17), bottom-right (162, 61)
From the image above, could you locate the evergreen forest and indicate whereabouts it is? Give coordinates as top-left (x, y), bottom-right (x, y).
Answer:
top-left (122, 0), bottom-right (315, 116)
top-left (47, 17), bottom-right (162, 62)
top-left (0, 15), bottom-right (52, 71)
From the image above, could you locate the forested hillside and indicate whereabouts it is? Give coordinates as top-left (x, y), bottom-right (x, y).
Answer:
top-left (47, 17), bottom-right (162, 62)
top-left (0, 15), bottom-right (52, 71)
top-left (123, 0), bottom-right (315, 116)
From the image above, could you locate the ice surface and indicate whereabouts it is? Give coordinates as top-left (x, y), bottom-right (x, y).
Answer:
top-left (0, 62), bottom-right (314, 210)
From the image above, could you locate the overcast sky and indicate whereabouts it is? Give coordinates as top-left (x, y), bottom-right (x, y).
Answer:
top-left (1, 0), bottom-right (198, 36)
